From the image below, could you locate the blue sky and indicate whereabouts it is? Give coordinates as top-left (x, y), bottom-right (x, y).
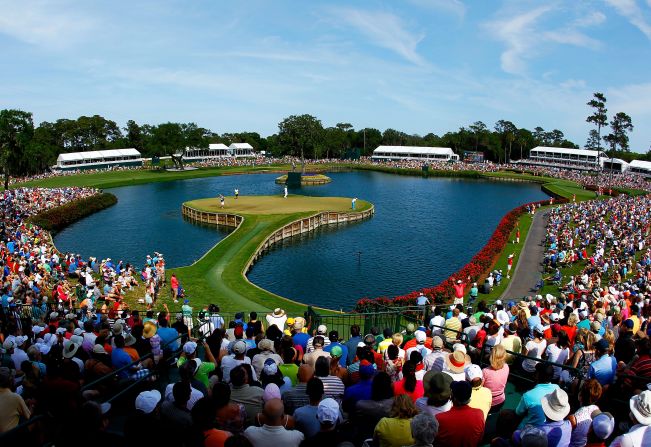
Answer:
top-left (1, 0), bottom-right (651, 151)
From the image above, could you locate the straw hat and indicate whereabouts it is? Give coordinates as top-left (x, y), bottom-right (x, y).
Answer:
top-left (270, 308), bottom-right (285, 318)
top-left (143, 321), bottom-right (157, 339)
top-left (541, 389), bottom-right (571, 421)
top-left (445, 350), bottom-right (470, 374)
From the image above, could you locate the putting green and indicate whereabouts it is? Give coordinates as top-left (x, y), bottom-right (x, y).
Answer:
top-left (170, 195), bottom-right (374, 314)
top-left (186, 195), bottom-right (370, 215)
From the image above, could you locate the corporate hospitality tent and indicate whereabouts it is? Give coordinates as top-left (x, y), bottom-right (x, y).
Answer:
top-left (55, 148), bottom-right (142, 171)
top-left (371, 146), bottom-right (458, 162)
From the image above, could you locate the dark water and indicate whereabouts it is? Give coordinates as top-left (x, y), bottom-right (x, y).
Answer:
top-left (54, 171), bottom-right (548, 308)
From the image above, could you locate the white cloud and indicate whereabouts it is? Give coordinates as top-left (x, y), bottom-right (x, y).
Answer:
top-left (485, 6), bottom-right (604, 75)
top-left (406, 0), bottom-right (467, 18)
top-left (0, 0), bottom-right (93, 47)
top-left (484, 6), bottom-right (553, 75)
top-left (604, 0), bottom-right (651, 40)
top-left (326, 8), bottom-right (426, 65)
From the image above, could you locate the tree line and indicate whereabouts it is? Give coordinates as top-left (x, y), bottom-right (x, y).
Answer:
top-left (0, 96), bottom-right (642, 186)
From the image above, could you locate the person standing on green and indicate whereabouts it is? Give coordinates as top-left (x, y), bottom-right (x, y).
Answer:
top-left (469, 283), bottom-right (479, 305)
top-left (182, 299), bottom-right (193, 339)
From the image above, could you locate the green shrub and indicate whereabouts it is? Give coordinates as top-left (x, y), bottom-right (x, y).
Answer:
top-left (28, 193), bottom-right (117, 232)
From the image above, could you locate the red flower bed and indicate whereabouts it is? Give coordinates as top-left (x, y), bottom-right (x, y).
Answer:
top-left (354, 197), bottom-right (568, 312)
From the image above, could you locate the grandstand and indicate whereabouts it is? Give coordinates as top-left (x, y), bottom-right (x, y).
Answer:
top-left (54, 148), bottom-right (143, 171)
top-left (184, 143), bottom-right (230, 162)
top-left (629, 159), bottom-right (651, 178)
top-left (519, 146), bottom-right (601, 171)
top-left (372, 145), bottom-right (459, 162)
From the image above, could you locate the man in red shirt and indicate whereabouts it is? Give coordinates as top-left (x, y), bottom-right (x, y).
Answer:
top-left (452, 276), bottom-right (470, 305)
top-left (435, 380), bottom-right (485, 447)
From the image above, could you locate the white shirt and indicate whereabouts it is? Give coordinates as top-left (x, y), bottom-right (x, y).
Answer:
top-left (610, 423), bottom-right (651, 447)
top-left (244, 424), bottom-right (304, 447)
top-left (266, 314), bottom-right (287, 331)
top-left (164, 383), bottom-right (203, 410)
top-left (430, 316), bottom-right (445, 334)
top-left (11, 348), bottom-right (29, 370)
top-left (523, 339), bottom-right (547, 373)
top-left (221, 355), bottom-right (255, 383)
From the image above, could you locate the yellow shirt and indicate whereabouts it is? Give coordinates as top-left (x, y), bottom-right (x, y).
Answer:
top-left (630, 315), bottom-right (641, 336)
top-left (0, 388), bottom-right (31, 433)
top-left (378, 338), bottom-right (393, 354)
top-left (444, 317), bottom-right (462, 341)
top-left (469, 385), bottom-right (492, 420)
top-left (374, 417), bottom-right (414, 447)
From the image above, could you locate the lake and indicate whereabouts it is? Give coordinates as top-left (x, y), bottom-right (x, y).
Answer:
top-left (54, 171), bottom-right (548, 308)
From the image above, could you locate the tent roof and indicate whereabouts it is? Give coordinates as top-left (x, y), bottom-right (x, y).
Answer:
top-left (229, 143), bottom-right (253, 149)
top-left (208, 143), bottom-right (229, 150)
top-left (57, 148), bottom-right (141, 163)
top-left (531, 146), bottom-right (599, 157)
top-left (629, 159), bottom-right (651, 169)
top-left (373, 145), bottom-right (454, 155)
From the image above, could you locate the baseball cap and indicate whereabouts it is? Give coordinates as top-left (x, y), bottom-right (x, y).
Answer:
top-left (317, 325), bottom-right (327, 334)
top-left (263, 358), bottom-right (278, 376)
top-left (363, 334), bottom-right (376, 346)
top-left (431, 336), bottom-right (444, 349)
top-left (415, 330), bottom-right (426, 343)
top-left (135, 389), bottom-right (161, 414)
top-left (330, 345), bottom-right (343, 358)
top-left (595, 338), bottom-right (610, 351)
top-left (465, 364), bottom-right (483, 382)
top-left (592, 412), bottom-right (615, 440)
top-left (624, 319), bottom-right (635, 329)
top-left (317, 398), bottom-right (340, 424)
top-left (233, 340), bottom-right (247, 355)
top-left (183, 341), bottom-right (197, 354)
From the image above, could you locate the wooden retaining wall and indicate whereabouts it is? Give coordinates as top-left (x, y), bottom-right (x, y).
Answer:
top-left (181, 204), bottom-right (374, 274)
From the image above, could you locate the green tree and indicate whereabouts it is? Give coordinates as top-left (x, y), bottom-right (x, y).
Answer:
top-left (586, 92), bottom-right (608, 162)
top-left (494, 120), bottom-right (517, 163)
top-left (468, 121), bottom-right (487, 151)
top-left (355, 128), bottom-right (382, 155)
top-left (277, 114), bottom-right (324, 172)
top-left (585, 129), bottom-right (600, 150)
top-left (0, 109), bottom-right (34, 188)
top-left (604, 112), bottom-right (634, 153)
top-left (125, 120), bottom-right (145, 152)
top-left (515, 128), bottom-right (533, 160)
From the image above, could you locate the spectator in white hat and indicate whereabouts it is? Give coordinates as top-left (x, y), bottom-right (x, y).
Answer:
top-left (465, 363), bottom-right (492, 420)
top-left (221, 340), bottom-right (254, 383)
top-left (611, 390), bottom-right (651, 447)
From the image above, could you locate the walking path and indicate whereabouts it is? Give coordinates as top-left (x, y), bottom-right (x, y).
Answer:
top-left (499, 210), bottom-right (550, 300)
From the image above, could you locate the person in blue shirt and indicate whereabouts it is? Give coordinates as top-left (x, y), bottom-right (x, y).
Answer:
top-left (342, 361), bottom-right (375, 413)
top-left (6, 240), bottom-right (15, 253)
top-left (343, 325), bottom-right (362, 366)
top-left (292, 319), bottom-right (310, 352)
top-left (515, 362), bottom-right (560, 428)
top-left (157, 312), bottom-right (180, 352)
top-left (112, 335), bottom-right (136, 379)
top-left (589, 339), bottom-right (617, 386)
top-left (324, 331), bottom-right (348, 367)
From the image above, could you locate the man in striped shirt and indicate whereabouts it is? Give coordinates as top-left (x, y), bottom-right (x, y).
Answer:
top-left (444, 308), bottom-right (462, 342)
top-left (314, 356), bottom-right (345, 403)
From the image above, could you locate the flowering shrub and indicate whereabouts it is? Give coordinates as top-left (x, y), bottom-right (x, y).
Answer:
top-left (28, 193), bottom-right (117, 232)
top-left (354, 197), bottom-right (568, 312)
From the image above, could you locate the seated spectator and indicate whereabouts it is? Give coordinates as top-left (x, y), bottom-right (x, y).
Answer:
top-left (545, 330), bottom-right (571, 381)
top-left (499, 323), bottom-right (522, 364)
top-left (522, 325), bottom-right (547, 374)
top-left (327, 346), bottom-right (349, 383)
top-left (230, 365), bottom-right (264, 426)
top-left (393, 360), bottom-right (424, 402)
top-left (465, 364), bottom-right (492, 420)
top-left (408, 412), bottom-right (439, 447)
top-left (260, 358), bottom-right (292, 393)
top-left (314, 356), bottom-right (345, 403)
top-left (213, 382), bottom-right (246, 434)
top-left (0, 366), bottom-right (30, 433)
top-left (160, 382), bottom-right (193, 444)
top-left (177, 340), bottom-right (216, 389)
top-left (374, 394), bottom-right (418, 447)
top-left (482, 344), bottom-right (509, 413)
top-left (243, 399), bottom-right (304, 447)
top-left (515, 388), bottom-right (572, 446)
top-left (282, 364), bottom-right (313, 415)
top-left (443, 347), bottom-right (470, 381)
top-left (278, 347), bottom-right (299, 386)
top-left (586, 412), bottom-right (615, 447)
top-left (294, 377), bottom-right (324, 439)
top-left (252, 339), bottom-right (282, 379)
top-left (354, 372), bottom-right (395, 442)
top-left (298, 398), bottom-right (344, 447)
top-left (303, 336), bottom-right (331, 370)
top-left (383, 344), bottom-right (404, 382)
top-left (164, 361), bottom-right (205, 410)
top-left (415, 371), bottom-right (452, 416)
top-left (222, 340), bottom-right (254, 384)
top-left (343, 359), bottom-right (374, 413)
top-left (568, 379), bottom-right (602, 447)
top-left (423, 335), bottom-right (447, 373)
top-left (516, 362), bottom-right (560, 428)
top-left (435, 380), bottom-right (485, 447)
top-left (191, 397), bottom-right (232, 446)
top-left (610, 391), bottom-right (651, 447)
top-left (588, 339), bottom-right (617, 387)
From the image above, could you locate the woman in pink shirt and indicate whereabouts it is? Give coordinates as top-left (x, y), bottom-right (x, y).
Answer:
top-left (482, 344), bottom-right (509, 413)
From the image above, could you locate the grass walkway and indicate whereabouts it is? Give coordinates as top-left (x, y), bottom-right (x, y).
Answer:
top-left (145, 195), bottom-right (373, 314)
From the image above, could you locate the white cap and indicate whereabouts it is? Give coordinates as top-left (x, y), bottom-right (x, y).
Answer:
top-left (495, 300), bottom-right (502, 305)
top-left (452, 343), bottom-right (467, 354)
top-left (415, 330), bottom-right (426, 343)
top-left (317, 324), bottom-right (327, 334)
top-left (317, 398), bottom-right (340, 424)
top-left (550, 313), bottom-right (560, 322)
top-left (135, 390), bottom-right (161, 414)
top-left (465, 364), bottom-right (483, 381)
